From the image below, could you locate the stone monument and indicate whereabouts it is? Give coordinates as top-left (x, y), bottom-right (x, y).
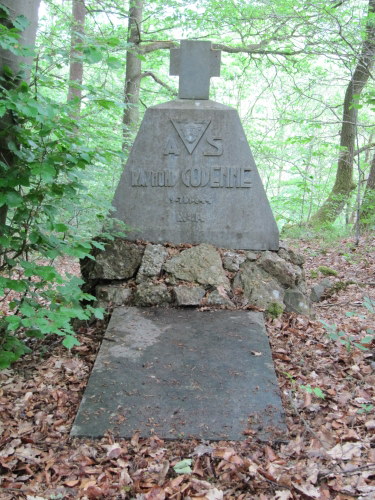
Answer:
top-left (112, 40), bottom-right (279, 250)
top-left (71, 40), bottom-right (294, 442)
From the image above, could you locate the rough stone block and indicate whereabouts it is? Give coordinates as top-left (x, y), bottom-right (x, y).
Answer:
top-left (234, 262), bottom-right (285, 309)
top-left (222, 251), bottom-right (246, 272)
top-left (136, 244), bottom-right (169, 283)
top-left (133, 283), bottom-right (171, 307)
top-left (87, 240), bottom-right (143, 280)
top-left (96, 285), bottom-right (132, 306)
top-left (284, 288), bottom-right (311, 315)
top-left (164, 244), bottom-right (230, 290)
top-left (173, 285), bottom-right (206, 306)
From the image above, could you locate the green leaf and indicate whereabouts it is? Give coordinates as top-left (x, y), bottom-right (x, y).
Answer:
top-left (2, 190), bottom-right (22, 207)
top-left (173, 459), bottom-right (192, 475)
top-left (93, 307), bottom-right (104, 320)
top-left (54, 223), bottom-right (69, 232)
top-left (62, 335), bottom-right (80, 349)
top-left (0, 351), bottom-right (17, 369)
top-left (83, 46), bottom-right (102, 64)
top-left (107, 56), bottom-right (122, 69)
top-left (12, 15), bottom-right (29, 32)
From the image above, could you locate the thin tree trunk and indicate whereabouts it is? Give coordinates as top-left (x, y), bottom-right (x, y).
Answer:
top-left (359, 151), bottom-right (375, 229)
top-left (0, 0), bottom-right (40, 231)
top-left (309, 0), bottom-right (375, 226)
top-left (67, 0), bottom-right (86, 112)
top-left (122, 0), bottom-right (143, 152)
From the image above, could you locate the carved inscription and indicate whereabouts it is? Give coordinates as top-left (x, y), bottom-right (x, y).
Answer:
top-left (176, 212), bottom-right (205, 223)
top-left (131, 166), bottom-right (251, 188)
top-left (182, 167), bottom-right (251, 188)
top-left (169, 196), bottom-right (212, 204)
top-left (204, 135), bottom-right (223, 156)
top-left (131, 169), bottom-right (178, 187)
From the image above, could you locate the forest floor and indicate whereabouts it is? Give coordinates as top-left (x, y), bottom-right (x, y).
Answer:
top-left (0, 235), bottom-right (374, 500)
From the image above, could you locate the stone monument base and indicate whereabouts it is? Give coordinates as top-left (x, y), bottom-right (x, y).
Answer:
top-left (81, 239), bottom-right (311, 315)
top-left (71, 307), bottom-right (286, 441)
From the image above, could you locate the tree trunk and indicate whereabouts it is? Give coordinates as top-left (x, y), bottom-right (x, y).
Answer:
top-left (122, 0), bottom-right (143, 152)
top-left (67, 0), bottom-right (86, 113)
top-left (0, 0), bottom-right (40, 231)
top-left (309, 0), bottom-right (375, 226)
top-left (359, 151), bottom-right (375, 229)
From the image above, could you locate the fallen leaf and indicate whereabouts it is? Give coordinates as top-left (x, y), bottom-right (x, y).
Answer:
top-left (326, 442), bottom-right (362, 460)
top-left (292, 482), bottom-right (320, 498)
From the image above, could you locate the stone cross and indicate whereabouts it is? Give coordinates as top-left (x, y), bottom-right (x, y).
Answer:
top-left (170, 40), bottom-right (221, 100)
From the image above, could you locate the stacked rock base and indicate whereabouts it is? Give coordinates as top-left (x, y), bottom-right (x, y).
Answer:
top-left (81, 239), bottom-right (311, 315)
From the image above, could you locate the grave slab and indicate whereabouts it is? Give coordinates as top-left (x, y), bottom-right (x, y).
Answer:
top-left (71, 307), bottom-right (286, 441)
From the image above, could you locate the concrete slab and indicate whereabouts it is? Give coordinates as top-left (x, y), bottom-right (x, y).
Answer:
top-left (71, 307), bottom-right (286, 441)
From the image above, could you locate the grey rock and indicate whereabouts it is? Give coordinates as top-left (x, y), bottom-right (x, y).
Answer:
top-left (206, 289), bottom-right (234, 307)
top-left (136, 244), bottom-right (168, 283)
top-left (164, 244), bottom-right (230, 290)
top-left (278, 246), bottom-right (305, 266)
top-left (96, 285), bottom-right (132, 307)
top-left (259, 251), bottom-right (302, 287)
top-left (234, 262), bottom-right (285, 309)
top-left (173, 285), bottom-right (206, 306)
top-left (245, 251), bottom-right (259, 261)
top-left (310, 278), bottom-right (333, 303)
top-left (89, 240), bottom-right (143, 280)
top-left (133, 283), bottom-right (171, 307)
top-left (222, 251), bottom-right (246, 272)
top-left (284, 288), bottom-right (311, 315)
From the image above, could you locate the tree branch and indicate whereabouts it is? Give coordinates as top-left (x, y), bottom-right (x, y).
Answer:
top-left (140, 40), bottom-right (178, 54)
top-left (354, 142), bottom-right (375, 157)
top-left (140, 71), bottom-right (177, 95)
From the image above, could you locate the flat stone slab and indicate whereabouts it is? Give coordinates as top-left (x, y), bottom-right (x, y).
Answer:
top-left (71, 307), bottom-right (286, 441)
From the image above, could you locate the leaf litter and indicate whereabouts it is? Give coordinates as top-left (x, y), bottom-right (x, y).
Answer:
top-left (0, 236), bottom-right (374, 499)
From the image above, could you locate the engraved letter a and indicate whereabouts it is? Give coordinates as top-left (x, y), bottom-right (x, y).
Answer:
top-left (163, 137), bottom-right (180, 156)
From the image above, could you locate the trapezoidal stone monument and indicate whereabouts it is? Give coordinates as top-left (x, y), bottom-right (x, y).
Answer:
top-left (112, 40), bottom-right (279, 250)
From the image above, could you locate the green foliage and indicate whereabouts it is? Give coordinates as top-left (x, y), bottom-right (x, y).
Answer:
top-left (318, 266), bottom-right (338, 277)
top-left (0, 16), bottom-right (126, 369)
top-left (173, 459), bottom-right (192, 475)
top-left (300, 384), bottom-right (325, 399)
top-left (357, 403), bottom-right (374, 414)
top-left (266, 302), bottom-right (284, 319)
top-left (321, 297), bottom-right (374, 352)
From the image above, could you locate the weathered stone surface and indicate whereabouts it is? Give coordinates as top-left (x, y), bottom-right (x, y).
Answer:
top-left (278, 242), bottom-right (305, 266)
top-left (88, 240), bottom-right (143, 280)
top-left (222, 251), bottom-right (246, 272)
top-left (284, 288), bottom-right (311, 315)
top-left (245, 251), bottom-right (259, 261)
top-left (111, 99), bottom-right (279, 250)
top-left (136, 244), bottom-right (168, 283)
top-left (173, 285), bottom-right (206, 306)
top-left (96, 285), bottom-right (132, 306)
top-left (259, 251), bottom-right (302, 287)
top-left (164, 244), bottom-right (230, 290)
top-left (170, 40), bottom-right (221, 100)
top-left (71, 307), bottom-right (286, 441)
top-left (310, 278), bottom-right (333, 302)
top-left (134, 283), bottom-right (171, 307)
top-left (206, 289), bottom-right (234, 307)
top-left (234, 262), bottom-right (284, 309)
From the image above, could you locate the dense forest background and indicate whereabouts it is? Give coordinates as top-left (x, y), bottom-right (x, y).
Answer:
top-left (0, 0), bottom-right (374, 366)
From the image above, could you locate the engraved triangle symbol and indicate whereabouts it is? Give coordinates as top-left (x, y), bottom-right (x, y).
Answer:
top-left (171, 119), bottom-right (211, 154)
